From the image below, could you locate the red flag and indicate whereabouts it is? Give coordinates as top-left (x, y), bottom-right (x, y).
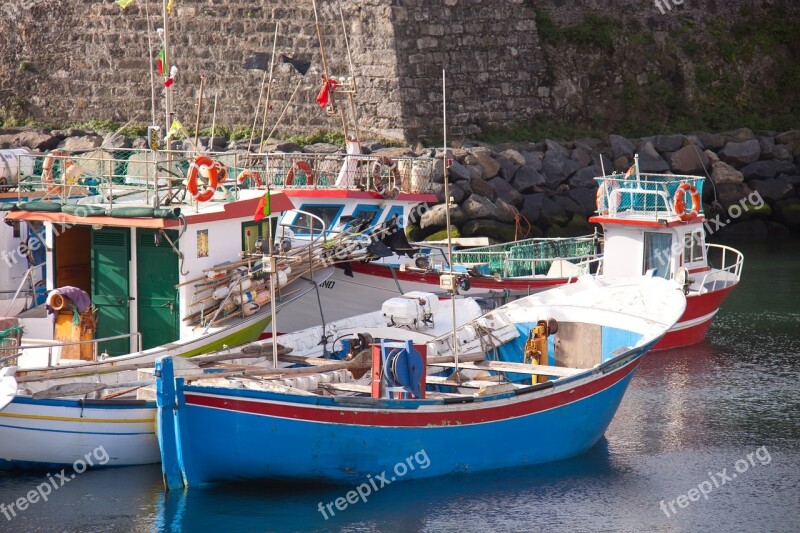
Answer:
top-left (316, 78), bottom-right (338, 109)
top-left (253, 189), bottom-right (271, 222)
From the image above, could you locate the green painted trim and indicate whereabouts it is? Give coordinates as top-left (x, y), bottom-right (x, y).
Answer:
top-left (178, 315), bottom-right (272, 358)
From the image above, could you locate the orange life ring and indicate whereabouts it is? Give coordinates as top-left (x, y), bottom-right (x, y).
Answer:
top-left (186, 156), bottom-right (220, 202)
top-left (595, 180), bottom-right (619, 214)
top-left (372, 156), bottom-right (400, 198)
top-left (285, 161), bottom-right (313, 186)
top-left (236, 170), bottom-right (263, 188)
top-left (673, 182), bottom-right (701, 221)
top-left (41, 150), bottom-right (80, 193)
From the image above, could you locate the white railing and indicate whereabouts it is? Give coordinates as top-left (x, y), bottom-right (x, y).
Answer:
top-left (12, 332), bottom-right (143, 367)
top-left (699, 244), bottom-right (744, 293)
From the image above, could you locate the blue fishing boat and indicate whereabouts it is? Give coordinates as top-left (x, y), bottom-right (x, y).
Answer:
top-left (156, 276), bottom-right (685, 488)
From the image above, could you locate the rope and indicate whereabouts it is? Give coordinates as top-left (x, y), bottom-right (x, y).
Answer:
top-left (514, 213), bottom-right (532, 241)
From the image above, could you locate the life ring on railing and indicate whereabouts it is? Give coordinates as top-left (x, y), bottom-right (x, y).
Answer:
top-left (595, 180), bottom-right (619, 214)
top-left (41, 150), bottom-right (81, 193)
top-left (372, 156), bottom-right (400, 198)
top-left (236, 170), bottom-right (263, 189)
top-left (186, 156), bottom-right (220, 202)
top-left (215, 162), bottom-right (229, 184)
top-left (673, 182), bottom-right (701, 221)
top-left (285, 161), bottom-right (313, 186)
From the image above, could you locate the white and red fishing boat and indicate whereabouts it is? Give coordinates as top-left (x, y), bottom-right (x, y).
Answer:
top-left (591, 164), bottom-right (742, 349)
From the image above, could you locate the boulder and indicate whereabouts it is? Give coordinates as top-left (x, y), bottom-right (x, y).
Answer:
top-left (711, 160), bottom-right (744, 185)
top-left (775, 130), bottom-right (800, 157)
top-left (613, 155), bottom-right (630, 172)
top-left (520, 193), bottom-right (544, 222)
top-left (574, 137), bottom-right (602, 151)
top-left (0, 129), bottom-right (61, 151)
top-left (539, 196), bottom-right (570, 227)
top-left (362, 141), bottom-right (384, 152)
top-left (447, 159), bottom-right (472, 181)
top-left (764, 221), bottom-right (791, 237)
top-left (774, 199), bottom-right (800, 228)
top-left (51, 128), bottom-right (87, 138)
top-left (758, 136), bottom-right (777, 160)
top-left (570, 146), bottom-right (592, 167)
top-left (462, 194), bottom-right (501, 220)
top-left (495, 152), bottom-right (522, 180)
top-left (637, 141), bottom-right (670, 172)
top-left (666, 144), bottom-right (709, 174)
top-left (774, 144), bottom-right (793, 161)
top-left (303, 142), bottom-right (341, 154)
top-left (373, 147), bottom-right (416, 158)
top-left (489, 177), bottom-right (524, 207)
top-left (449, 181), bottom-right (469, 204)
top-left (494, 197), bottom-right (519, 223)
top-left (641, 134), bottom-right (684, 153)
top-left (465, 163), bottom-right (483, 180)
top-left (429, 183), bottom-right (446, 202)
top-left (469, 177), bottom-right (496, 200)
top-left (264, 141), bottom-right (303, 153)
top-left (553, 195), bottom-right (583, 217)
top-left (591, 153), bottom-right (613, 173)
top-left (567, 187), bottom-right (599, 216)
top-left (102, 133), bottom-right (132, 149)
top-left (545, 139), bottom-right (571, 158)
top-left (498, 149), bottom-right (527, 167)
top-left (608, 134), bottom-right (635, 160)
top-left (568, 165), bottom-right (601, 188)
top-left (722, 127), bottom-right (755, 143)
top-left (423, 227), bottom-right (461, 241)
top-left (695, 132), bottom-right (726, 150)
top-left (420, 203), bottom-right (467, 229)
top-left (781, 174), bottom-right (800, 187)
top-left (520, 151), bottom-right (544, 171)
top-left (511, 165), bottom-right (545, 193)
top-left (739, 160), bottom-right (798, 180)
top-left (59, 135), bottom-right (103, 151)
top-left (715, 183), bottom-right (753, 209)
top-left (542, 151), bottom-right (582, 187)
top-left (718, 139), bottom-right (761, 167)
top-left (469, 148), bottom-right (501, 179)
top-left (563, 215), bottom-right (592, 237)
top-left (746, 177), bottom-right (793, 203)
top-left (461, 219), bottom-right (517, 242)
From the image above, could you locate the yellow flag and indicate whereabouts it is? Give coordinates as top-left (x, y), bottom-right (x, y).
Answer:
top-left (116, 0), bottom-right (136, 8)
top-left (165, 119), bottom-right (186, 140)
top-left (167, 0), bottom-right (175, 15)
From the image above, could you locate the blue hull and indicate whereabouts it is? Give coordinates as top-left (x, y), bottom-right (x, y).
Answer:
top-left (157, 346), bottom-right (648, 488)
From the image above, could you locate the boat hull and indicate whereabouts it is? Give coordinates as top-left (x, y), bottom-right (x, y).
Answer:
top-left (655, 283), bottom-right (738, 350)
top-left (0, 397), bottom-right (157, 470)
top-left (158, 347), bottom-right (646, 487)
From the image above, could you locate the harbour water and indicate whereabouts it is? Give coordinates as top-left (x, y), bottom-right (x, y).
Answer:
top-left (1, 238), bottom-right (798, 532)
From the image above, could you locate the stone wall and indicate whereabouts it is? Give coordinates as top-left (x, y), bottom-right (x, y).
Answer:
top-left (1, 1), bottom-right (798, 142)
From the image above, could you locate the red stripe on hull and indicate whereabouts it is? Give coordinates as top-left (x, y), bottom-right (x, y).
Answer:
top-left (346, 262), bottom-right (571, 292)
top-left (184, 358), bottom-right (641, 427)
top-left (653, 283), bottom-right (738, 350)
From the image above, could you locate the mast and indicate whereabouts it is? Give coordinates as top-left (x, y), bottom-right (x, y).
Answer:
top-left (442, 68), bottom-right (459, 375)
top-left (162, 0), bottom-right (172, 132)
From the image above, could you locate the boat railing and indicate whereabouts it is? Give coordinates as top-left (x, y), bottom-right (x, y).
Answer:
top-left (3, 265), bottom-right (43, 316)
top-left (699, 243), bottom-right (744, 293)
top-left (595, 173), bottom-right (705, 219)
top-left (12, 148), bottom-right (435, 205)
top-left (13, 331), bottom-right (143, 367)
top-left (451, 234), bottom-right (601, 278)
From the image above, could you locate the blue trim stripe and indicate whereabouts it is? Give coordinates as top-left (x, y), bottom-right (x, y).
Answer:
top-left (0, 423), bottom-right (154, 436)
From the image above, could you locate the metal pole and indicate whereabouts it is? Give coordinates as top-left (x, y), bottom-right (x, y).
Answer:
top-left (193, 73), bottom-right (206, 153)
top-left (311, 0), bottom-right (348, 136)
top-left (246, 70), bottom-right (267, 154)
top-left (268, 191), bottom-right (278, 368)
top-left (162, 0), bottom-right (171, 132)
top-left (442, 68), bottom-right (459, 375)
top-left (258, 22), bottom-right (280, 151)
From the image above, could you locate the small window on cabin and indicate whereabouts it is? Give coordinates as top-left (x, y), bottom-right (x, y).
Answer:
top-left (684, 231), bottom-right (704, 264)
top-left (344, 205), bottom-right (382, 231)
top-left (643, 232), bottom-right (672, 279)
top-left (385, 205), bottom-right (404, 227)
top-left (241, 220), bottom-right (272, 253)
top-left (291, 205), bottom-right (343, 236)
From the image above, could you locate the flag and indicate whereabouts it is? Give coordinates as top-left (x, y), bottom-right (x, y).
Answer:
top-left (243, 52), bottom-right (270, 71)
top-left (116, 0), bottom-right (136, 8)
top-left (254, 189), bottom-right (271, 222)
top-left (165, 118), bottom-right (186, 140)
top-left (157, 48), bottom-right (166, 76)
top-left (166, 0), bottom-right (175, 15)
top-left (316, 77), bottom-right (338, 109)
top-left (624, 163), bottom-right (636, 178)
top-left (281, 55), bottom-right (311, 76)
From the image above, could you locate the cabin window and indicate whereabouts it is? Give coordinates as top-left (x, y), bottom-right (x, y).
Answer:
top-left (385, 205), bottom-right (404, 226)
top-left (684, 231), bottom-right (704, 264)
top-left (343, 204), bottom-right (382, 230)
top-left (643, 232), bottom-right (672, 279)
top-left (291, 204), bottom-right (344, 236)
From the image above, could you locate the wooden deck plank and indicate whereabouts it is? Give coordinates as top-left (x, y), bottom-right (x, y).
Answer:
top-left (428, 361), bottom-right (586, 377)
